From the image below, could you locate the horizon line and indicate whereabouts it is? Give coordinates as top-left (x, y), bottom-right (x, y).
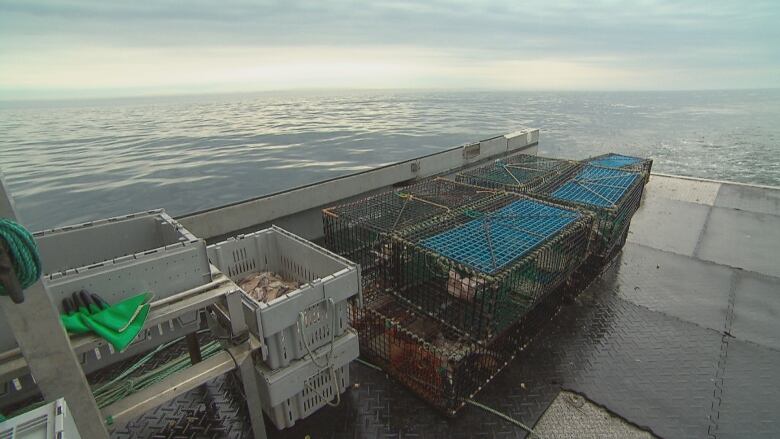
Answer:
top-left (2, 86), bottom-right (779, 105)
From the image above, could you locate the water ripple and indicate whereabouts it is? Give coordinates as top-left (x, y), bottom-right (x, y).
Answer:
top-left (1, 90), bottom-right (779, 230)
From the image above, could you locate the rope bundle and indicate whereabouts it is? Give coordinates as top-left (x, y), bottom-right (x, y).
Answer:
top-left (0, 218), bottom-right (41, 295)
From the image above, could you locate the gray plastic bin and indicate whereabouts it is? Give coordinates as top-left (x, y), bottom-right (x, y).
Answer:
top-left (0, 398), bottom-right (81, 438)
top-left (253, 329), bottom-right (359, 429)
top-left (0, 210), bottom-right (211, 356)
top-left (207, 226), bottom-right (360, 369)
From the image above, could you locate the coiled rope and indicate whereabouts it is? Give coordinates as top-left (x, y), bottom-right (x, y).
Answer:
top-left (0, 219), bottom-right (41, 295)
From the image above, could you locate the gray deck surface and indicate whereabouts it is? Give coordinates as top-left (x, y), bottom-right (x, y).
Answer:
top-left (111, 174), bottom-right (780, 439)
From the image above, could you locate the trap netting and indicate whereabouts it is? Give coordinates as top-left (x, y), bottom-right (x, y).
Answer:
top-left (350, 285), bottom-right (565, 415)
top-left (584, 153), bottom-right (652, 184)
top-left (455, 154), bottom-right (576, 193)
top-left (383, 192), bottom-right (592, 341)
top-left (322, 178), bottom-right (499, 278)
top-left (530, 163), bottom-right (645, 258)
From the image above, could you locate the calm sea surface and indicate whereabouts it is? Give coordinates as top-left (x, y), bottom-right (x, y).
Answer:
top-left (1, 90), bottom-right (778, 230)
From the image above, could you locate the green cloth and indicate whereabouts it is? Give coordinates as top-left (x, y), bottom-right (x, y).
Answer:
top-left (61, 293), bottom-right (153, 351)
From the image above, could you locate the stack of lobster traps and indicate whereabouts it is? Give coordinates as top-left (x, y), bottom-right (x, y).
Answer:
top-left (322, 178), bottom-right (498, 281)
top-left (529, 162), bottom-right (646, 265)
top-left (322, 151), bottom-right (648, 415)
top-left (584, 153), bottom-right (653, 184)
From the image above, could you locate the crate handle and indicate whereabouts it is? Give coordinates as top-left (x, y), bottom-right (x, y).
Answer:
top-left (303, 365), bottom-right (341, 408)
top-left (298, 297), bottom-right (337, 370)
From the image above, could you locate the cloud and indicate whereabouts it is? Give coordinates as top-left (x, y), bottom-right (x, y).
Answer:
top-left (1, 0), bottom-right (778, 98)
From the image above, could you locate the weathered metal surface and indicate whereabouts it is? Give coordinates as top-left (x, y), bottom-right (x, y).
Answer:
top-left (714, 181), bottom-right (780, 216)
top-left (611, 243), bottom-right (734, 332)
top-left (644, 174), bottom-right (721, 206)
top-left (628, 196), bottom-right (711, 256)
top-left (695, 207), bottom-right (780, 277)
top-left (716, 338), bottom-right (780, 439)
top-left (730, 271), bottom-right (780, 351)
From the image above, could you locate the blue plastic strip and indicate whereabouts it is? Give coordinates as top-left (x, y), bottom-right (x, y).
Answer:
top-left (588, 153), bottom-right (642, 169)
top-left (551, 165), bottom-right (639, 208)
top-left (419, 199), bottom-right (579, 274)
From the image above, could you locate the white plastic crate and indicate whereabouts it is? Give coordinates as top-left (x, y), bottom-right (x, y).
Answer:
top-left (0, 209), bottom-right (211, 357)
top-left (0, 398), bottom-right (81, 439)
top-left (207, 225), bottom-right (361, 369)
top-left (253, 329), bottom-right (359, 429)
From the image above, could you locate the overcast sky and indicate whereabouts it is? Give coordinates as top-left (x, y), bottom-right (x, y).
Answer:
top-left (1, 0), bottom-right (778, 99)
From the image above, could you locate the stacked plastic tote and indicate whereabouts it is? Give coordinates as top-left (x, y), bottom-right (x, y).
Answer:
top-left (207, 226), bottom-right (361, 429)
top-left (322, 173), bottom-right (595, 414)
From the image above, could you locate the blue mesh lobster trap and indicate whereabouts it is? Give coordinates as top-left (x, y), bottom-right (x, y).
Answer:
top-left (420, 200), bottom-right (579, 274)
top-left (383, 193), bottom-right (593, 341)
top-left (531, 163), bottom-right (645, 259)
top-left (584, 153), bottom-right (652, 184)
top-left (322, 178), bottom-right (500, 279)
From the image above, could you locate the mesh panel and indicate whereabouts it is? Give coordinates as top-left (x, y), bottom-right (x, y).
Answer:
top-left (350, 286), bottom-right (566, 415)
top-left (589, 154), bottom-right (641, 168)
top-left (550, 166), bottom-right (639, 208)
top-left (455, 154), bottom-right (576, 193)
top-left (531, 163), bottom-right (645, 257)
top-left (322, 179), bottom-right (499, 276)
top-left (384, 193), bottom-right (592, 340)
top-left (420, 200), bottom-right (579, 274)
top-left (585, 153), bottom-right (653, 184)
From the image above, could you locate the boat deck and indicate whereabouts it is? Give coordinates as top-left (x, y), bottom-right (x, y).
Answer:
top-left (112, 173), bottom-right (780, 439)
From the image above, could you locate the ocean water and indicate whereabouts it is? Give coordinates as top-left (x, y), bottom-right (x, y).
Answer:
top-left (1, 90), bottom-right (778, 231)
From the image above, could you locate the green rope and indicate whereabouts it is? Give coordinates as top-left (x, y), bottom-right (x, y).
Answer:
top-left (92, 339), bottom-right (223, 408)
top-left (0, 219), bottom-right (42, 294)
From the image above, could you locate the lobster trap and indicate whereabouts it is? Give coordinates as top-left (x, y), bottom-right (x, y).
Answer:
top-left (584, 153), bottom-right (653, 184)
top-left (322, 178), bottom-right (498, 279)
top-left (351, 285), bottom-right (566, 415)
top-left (455, 154), bottom-right (576, 193)
top-left (384, 193), bottom-right (592, 341)
top-left (530, 163), bottom-right (645, 259)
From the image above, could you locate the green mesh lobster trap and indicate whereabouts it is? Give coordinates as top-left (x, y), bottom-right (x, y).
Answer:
top-left (383, 193), bottom-right (592, 341)
top-left (455, 153), bottom-right (577, 193)
top-left (322, 178), bottom-right (499, 280)
top-left (584, 153), bottom-right (653, 184)
top-left (350, 285), bottom-right (564, 415)
top-left (530, 163), bottom-right (645, 259)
